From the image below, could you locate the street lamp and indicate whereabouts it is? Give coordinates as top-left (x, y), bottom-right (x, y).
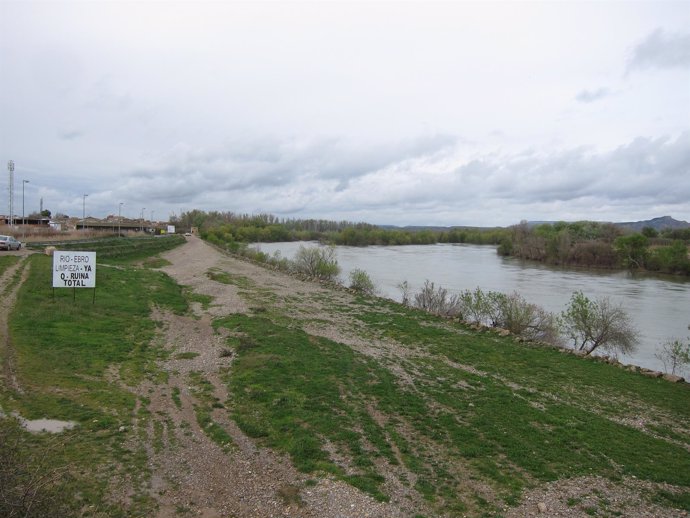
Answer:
top-left (118, 202), bottom-right (124, 237)
top-left (7, 161), bottom-right (14, 227)
top-left (82, 194), bottom-right (88, 231)
top-left (140, 207), bottom-right (145, 232)
top-left (22, 180), bottom-right (29, 239)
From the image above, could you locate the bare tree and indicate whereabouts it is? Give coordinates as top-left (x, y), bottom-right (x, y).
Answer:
top-left (655, 338), bottom-right (690, 376)
top-left (413, 280), bottom-right (462, 317)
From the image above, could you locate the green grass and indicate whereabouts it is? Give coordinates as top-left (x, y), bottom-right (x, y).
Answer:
top-left (35, 235), bottom-right (185, 262)
top-left (0, 254), bottom-right (20, 276)
top-left (215, 302), bottom-right (690, 516)
top-left (188, 371), bottom-right (234, 451)
top-left (206, 268), bottom-right (254, 288)
top-left (174, 351), bottom-right (199, 360)
top-left (187, 291), bottom-right (214, 309)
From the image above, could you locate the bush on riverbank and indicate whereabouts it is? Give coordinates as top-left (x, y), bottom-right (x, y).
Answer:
top-left (348, 268), bottom-right (377, 295)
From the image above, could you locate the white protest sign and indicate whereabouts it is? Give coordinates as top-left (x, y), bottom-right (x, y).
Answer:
top-left (52, 251), bottom-right (97, 288)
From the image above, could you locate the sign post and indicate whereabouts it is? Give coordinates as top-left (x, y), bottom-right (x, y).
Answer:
top-left (52, 251), bottom-right (97, 303)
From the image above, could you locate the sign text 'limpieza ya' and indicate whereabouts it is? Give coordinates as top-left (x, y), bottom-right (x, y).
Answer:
top-left (52, 251), bottom-right (97, 288)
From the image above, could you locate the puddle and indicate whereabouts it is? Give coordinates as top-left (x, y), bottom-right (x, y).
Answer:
top-left (20, 417), bottom-right (77, 433)
top-left (1, 406), bottom-right (77, 433)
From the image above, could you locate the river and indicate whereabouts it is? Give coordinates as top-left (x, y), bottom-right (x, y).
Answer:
top-left (251, 241), bottom-right (690, 373)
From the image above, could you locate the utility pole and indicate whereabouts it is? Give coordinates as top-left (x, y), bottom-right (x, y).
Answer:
top-left (140, 207), bottom-right (145, 232)
top-left (22, 179), bottom-right (29, 239)
top-left (7, 161), bottom-right (14, 227)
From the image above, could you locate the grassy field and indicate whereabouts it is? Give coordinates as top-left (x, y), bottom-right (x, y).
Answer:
top-left (1, 238), bottom-right (688, 517)
top-left (216, 301), bottom-right (690, 515)
top-left (1, 239), bottom-right (189, 517)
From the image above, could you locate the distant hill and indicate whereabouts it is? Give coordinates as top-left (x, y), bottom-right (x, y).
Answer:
top-left (615, 216), bottom-right (690, 232)
top-left (381, 216), bottom-right (690, 232)
top-left (377, 224), bottom-right (502, 232)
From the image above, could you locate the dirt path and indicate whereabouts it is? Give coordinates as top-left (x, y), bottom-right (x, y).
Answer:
top-left (124, 236), bottom-right (416, 518)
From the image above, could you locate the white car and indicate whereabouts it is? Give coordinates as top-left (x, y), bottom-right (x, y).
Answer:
top-left (0, 235), bottom-right (21, 251)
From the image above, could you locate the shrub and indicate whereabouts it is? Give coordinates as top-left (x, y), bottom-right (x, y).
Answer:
top-left (397, 280), bottom-right (411, 306)
top-left (457, 288), bottom-right (505, 326)
top-left (291, 245), bottom-right (341, 281)
top-left (413, 280), bottom-right (462, 317)
top-left (349, 269), bottom-right (376, 296)
top-left (496, 292), bottom-right (561, 344)
top-left (0, 418), bottom-right (75, 517)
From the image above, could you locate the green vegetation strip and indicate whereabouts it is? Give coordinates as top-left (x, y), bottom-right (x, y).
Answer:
top-left (34, 235), bottom-right (185, 262)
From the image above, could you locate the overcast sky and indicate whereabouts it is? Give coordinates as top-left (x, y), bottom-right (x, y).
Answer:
top-left (1, 0), bottom-right (689, 227)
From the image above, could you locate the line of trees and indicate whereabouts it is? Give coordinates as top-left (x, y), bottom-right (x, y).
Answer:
top-left (499, 221), bottom-right (690, 275)
top-left (185, 210), bottom-right (507, 248)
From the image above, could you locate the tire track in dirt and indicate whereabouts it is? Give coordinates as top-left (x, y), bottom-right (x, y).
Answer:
top-left (0, 255), bottom-right (31, 395)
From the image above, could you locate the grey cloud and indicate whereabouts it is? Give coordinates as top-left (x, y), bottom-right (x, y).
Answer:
top-left (628, 28), bottom-right (690, 72)
top-left (575, 88), bottom-right (611, 103)
top-left (117, 135), bottom-right (459, 208)
top-left (367, 133), bottom-right (690, 215)
top-left (313, 134), bottom-right (458, 187)
top-left (59, 129), bottom-right (84, 140)
top-left (41, 131), bottom-right (690, 227)
top-left (486, 133), bottom-right (690, 205)
top-left (301, 132), bottom-right (690, 226)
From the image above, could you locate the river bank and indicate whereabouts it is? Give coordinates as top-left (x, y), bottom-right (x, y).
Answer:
top-left (251, 241), bottom-right (690, 374)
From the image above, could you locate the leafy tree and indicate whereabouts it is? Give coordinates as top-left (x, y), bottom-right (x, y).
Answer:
top-left (614, 233), bottom-right (649, 269)
top-left (641, 226), bottom-right (658, 238)
top-left (647, 240), bottom-right (690, 274)
top-left (559, 291), bottom-right (638, 356)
